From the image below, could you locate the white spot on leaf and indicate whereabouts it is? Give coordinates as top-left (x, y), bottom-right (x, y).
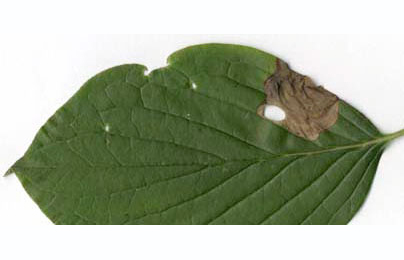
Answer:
top-left (264, 105), bottom-right (286, 121)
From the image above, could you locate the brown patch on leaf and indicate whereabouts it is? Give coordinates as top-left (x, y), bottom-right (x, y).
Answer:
top-left (258, 59), bottom-right (339, 141)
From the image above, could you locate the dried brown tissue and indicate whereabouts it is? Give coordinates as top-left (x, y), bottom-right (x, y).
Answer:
top-left (257, 59), bottom-right (339, 141)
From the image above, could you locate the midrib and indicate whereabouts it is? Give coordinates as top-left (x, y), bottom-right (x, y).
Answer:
top-left (274, 128), bottom-right (404, 158)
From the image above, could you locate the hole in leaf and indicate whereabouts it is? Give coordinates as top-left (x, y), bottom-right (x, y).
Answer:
top-left (143, 69), bottom-right (151, 76)
top-left (191, 82), bottom-right (197, 90)
top-left (104, 124), bottom-right (110, 132)
top-left (264, 105), bottom-right (286, 121)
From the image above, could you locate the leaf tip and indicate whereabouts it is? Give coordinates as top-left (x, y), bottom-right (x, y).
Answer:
top-left (4, 166), bottom-right (15, 177)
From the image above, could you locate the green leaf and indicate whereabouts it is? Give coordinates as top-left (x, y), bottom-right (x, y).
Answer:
top-left (7, 43), bottom-right (404, 224)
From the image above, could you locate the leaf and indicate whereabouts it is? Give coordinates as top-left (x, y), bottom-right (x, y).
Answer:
top-left (7, 43), bottom-right (404, 225)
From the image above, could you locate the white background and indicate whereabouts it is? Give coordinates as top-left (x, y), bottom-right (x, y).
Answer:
top-left (2, 1), bottom-right (404, 260)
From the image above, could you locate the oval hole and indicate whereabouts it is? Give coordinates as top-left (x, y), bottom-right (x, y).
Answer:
top-left (264, 105), bottom-right (286, 121)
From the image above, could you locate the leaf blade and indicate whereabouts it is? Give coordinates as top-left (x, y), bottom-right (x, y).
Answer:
top-left (9, 44), bottom-right (390, 225)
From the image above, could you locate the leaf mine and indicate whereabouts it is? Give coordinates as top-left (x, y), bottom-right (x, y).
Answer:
top-left (257, 59), bottom-right (339, 141)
